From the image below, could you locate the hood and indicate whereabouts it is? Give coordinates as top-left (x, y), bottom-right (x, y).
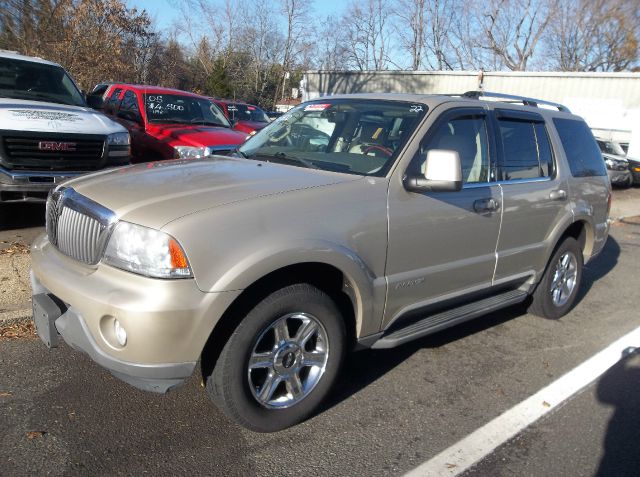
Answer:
top-left (64, 157), bottom-right (362, 229)
top-left (0, 98), bottom-right (125, 135)
top-left (234, 121), bottom-right (269, 133)
top-left (602, 152), bottom-right (628, 162)
top-left (145, 123), bottom-right (248, 147)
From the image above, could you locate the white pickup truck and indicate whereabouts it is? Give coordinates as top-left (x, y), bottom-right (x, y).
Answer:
top-left (0, 50), bottom-right (130, 203)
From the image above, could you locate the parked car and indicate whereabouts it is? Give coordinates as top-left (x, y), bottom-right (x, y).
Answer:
top-left (596, 139), bottom-right (632, 187)
top-left (265, 110), bottom-right (283, 122)
top-left (94, 84), bottom-right (248, 162)
top-left (603, 153), bottom-right (632, 187)
top-left (212, 99), bottom-right (270, 135)
top-left (0, 51), bottom-right (129, 203)
top-left (32, 91), bottom-right (610, 432)
top-left (627, 156), bottom-right (640, 185)
top-left (596, 138), bottom-right (626, 157)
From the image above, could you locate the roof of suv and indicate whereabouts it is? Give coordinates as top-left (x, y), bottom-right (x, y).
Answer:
top-left (320, 91), bottom-right (575, 118)
top-left (0, 50), bottom-right (60, 67)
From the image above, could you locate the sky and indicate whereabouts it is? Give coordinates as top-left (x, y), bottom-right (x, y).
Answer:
top-left (127, 0), bottom-right (347, 33)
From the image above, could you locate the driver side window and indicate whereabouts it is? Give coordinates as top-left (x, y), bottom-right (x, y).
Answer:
top-left (413, 113), bottom-right (490, 184)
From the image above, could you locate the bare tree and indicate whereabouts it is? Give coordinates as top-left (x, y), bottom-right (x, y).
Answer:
top-left (546, 0), bottom-right (640, 72)
top-left (393, 0), bottom-right (426, 70)
top-left (474, 0), bottom-right (555, 71)
top-left (341, 0), bottom-right (394, 70)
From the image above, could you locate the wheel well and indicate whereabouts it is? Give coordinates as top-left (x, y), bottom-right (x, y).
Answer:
top-left (561, 220), bottom-right (592, 258)
top-left (199, 263), bottom-right (356, 381)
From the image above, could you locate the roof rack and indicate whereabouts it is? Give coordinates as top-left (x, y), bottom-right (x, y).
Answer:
top-left (459, 91), bottom-right (571, 113)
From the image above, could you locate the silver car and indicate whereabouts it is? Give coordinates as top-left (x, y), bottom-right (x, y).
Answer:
top-left (31, 92), bottom-right (610, 432)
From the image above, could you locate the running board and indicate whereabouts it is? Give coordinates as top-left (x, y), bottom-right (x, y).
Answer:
top-left (372, 290), bottom-right (528, 349)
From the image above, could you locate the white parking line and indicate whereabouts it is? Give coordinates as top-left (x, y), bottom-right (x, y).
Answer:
top-left (404, 325), bottom-right (640, 477)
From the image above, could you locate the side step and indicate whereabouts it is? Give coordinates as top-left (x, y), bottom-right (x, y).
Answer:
top-left (372, 290), bottom-right (528, 349)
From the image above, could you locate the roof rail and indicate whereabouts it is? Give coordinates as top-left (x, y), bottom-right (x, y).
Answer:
top-left (461, 91), bottom-right (571, 113)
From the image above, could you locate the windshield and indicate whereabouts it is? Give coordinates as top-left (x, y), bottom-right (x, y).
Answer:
top-left (227, 103), bottom-right (270, 123)
top-left (596, 140), bottom-right (626, 157)
top-left (238, 99), bottom-right (427, 176)
top-left (144, 93), bottom-right (230, 127)
top-left (0, 57), bottom-right (85, 107)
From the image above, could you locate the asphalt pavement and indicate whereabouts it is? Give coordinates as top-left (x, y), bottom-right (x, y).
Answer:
top-left (1, 192), bottom-right (640, 476)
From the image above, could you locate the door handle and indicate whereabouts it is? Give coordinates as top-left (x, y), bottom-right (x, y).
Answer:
top-left (473, 198), bottom-right (500, 213)
top-left (549, 189), bottom-right (567, 201)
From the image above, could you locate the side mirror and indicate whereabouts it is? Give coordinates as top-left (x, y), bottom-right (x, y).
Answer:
top-left (86, 95), bottom-right (104, 110)
top-left (403, 149), bottom-right (463, 192)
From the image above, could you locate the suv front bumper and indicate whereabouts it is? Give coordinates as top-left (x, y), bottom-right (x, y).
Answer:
top-left (32, 291), bottom-right (196, 393)
top-left (0, 167), bottom-right (81, 202)
top-left (30, 233), bottom-right (241, 393)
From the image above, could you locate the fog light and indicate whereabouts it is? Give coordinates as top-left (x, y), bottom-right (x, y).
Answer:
top-left (114, 319), bottom-right (127, 346)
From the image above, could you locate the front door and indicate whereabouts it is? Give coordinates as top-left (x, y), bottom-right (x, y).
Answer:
top-left (384, 107), bottom-right (502, 329)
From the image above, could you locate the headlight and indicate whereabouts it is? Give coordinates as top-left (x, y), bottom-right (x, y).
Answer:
top-left (104, 222), bottom-right (192, 279)
top-left (174, 146), bottom-right (211, 159)
top-left (107, 132), bottom-right (130, 146)
top-left (604, 158), bottom-right (615, 169)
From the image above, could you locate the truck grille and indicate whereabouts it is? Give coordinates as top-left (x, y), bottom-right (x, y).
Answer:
top-left (2, 135), bottom-right (105, 171)
top-left (46, 188), bottom-right (117, 265)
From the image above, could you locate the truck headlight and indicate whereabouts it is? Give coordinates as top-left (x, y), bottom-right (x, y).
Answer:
top-left (107, 132), bottom-right (130, 146)
top-left (174, 146), bottom-right (211, 159)
top-left (104, 222), bottom-right (192, 279)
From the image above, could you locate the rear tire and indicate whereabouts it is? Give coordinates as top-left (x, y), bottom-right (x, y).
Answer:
top-left (206, 283), bottom-right (346, 432)
top-left (528, 237), bottom-right (583, 319)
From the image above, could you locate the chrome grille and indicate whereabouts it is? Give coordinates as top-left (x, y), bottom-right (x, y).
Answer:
top-left (56, 207), bottom-right (103, 263)
top-left (46, 187), bottom-right (117, 265)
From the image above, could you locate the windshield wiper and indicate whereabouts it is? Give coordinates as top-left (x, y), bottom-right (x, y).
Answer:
top-left (257, 151), bottom-right (320, 170)
top-left (231, 148), bottom-right (248, 158)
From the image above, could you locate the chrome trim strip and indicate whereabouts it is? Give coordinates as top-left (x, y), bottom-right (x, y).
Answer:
top-left (47, 187), bottom-right (118, 265)
top-left (495, 177), bottom-right (552, 185)
top-left (0, 166), bottom-right (82, 183)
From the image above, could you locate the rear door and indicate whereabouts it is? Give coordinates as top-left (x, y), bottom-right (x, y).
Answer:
top-left (491, 108), bottom-right (571, 282)
top-left (114, 89), bottom-right (146, 159)
top-left (384, 107), bottom-right (502, 328)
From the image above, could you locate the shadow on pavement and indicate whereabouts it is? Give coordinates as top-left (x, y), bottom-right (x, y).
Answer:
top-left (0, 203), bottom-right (46, 231)
top-left (596, 347), bottom-right (640, 477)
top-left (577, 236), bottom-right (621, 302)
top-left (323, 235), bottom-right (622, 414)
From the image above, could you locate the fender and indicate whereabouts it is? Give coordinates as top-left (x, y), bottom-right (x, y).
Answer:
top-left (204, 239), bottom-right (386, 339)
top-left (537, 210), bottom-right (595, 281)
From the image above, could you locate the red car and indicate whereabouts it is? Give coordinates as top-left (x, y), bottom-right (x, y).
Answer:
top-left (212, 99), bottom-right (270, 135)
top-left (97, 84), bottom-right (248, 162)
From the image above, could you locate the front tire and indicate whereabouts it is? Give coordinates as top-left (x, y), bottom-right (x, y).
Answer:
top-left (206, 284), bottom-right (346, 432)
top-left (528, 237), bottom-right (583, 319)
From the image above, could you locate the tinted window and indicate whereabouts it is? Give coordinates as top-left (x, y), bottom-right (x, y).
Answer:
top-left (553, 118), bottom-right (607, 177)
top-left (227, 103), bottom-right (270, 123)
top-left (104, 88), bottom-right (122, 114)
top-left (412, 113), bottom-right (490, 184)
top-left (498, 119), bottom-right (554, 180)
top-left (119, 90), bottom-right (140, 114)
top-left (0, 57), bottom-right (85, 106)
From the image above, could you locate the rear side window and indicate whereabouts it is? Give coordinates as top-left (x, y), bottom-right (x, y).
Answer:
top-left (120, 90), bottom-right (140, 114)
top-left (553, 118), bottom-right (607, 177)
top-left (497, 118), bottom-right (554, 180)
top-left (104, 87), bottom-right (122, 114)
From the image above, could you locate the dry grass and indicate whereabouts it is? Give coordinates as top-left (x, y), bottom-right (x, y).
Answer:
top-left (0, 320), bottom-right (36, 340)
top-left (0, 241), bottom-right (30, 256)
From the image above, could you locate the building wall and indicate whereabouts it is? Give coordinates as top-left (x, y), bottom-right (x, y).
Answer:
top-left (302, 70), bottom-right (640, 142)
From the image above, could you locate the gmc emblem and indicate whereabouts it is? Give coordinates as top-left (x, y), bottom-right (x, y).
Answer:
top-left (38, 141), bottom-right (77, 152)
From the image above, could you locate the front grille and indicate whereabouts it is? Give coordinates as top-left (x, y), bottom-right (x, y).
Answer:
top-left (56, 207), bottom-right (103, 263)
top-left (2, 135), bottom-right (105, 171)
top-left (46, 188), bottom-right (116, 265)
